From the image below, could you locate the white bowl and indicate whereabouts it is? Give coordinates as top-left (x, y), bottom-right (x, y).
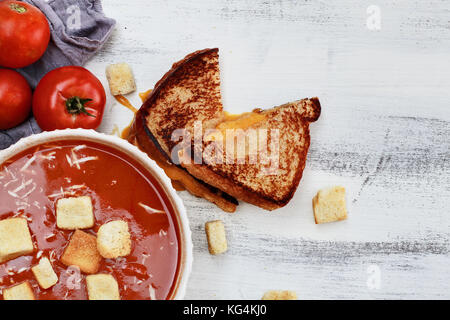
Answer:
top-left (0, 128), bottom-right (193, 300)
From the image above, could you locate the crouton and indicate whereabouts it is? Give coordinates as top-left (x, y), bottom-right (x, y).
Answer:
top-left (106, 63), bottom-right (136, 95)
top-left (31, 257), bottom-right (58, 289)
top-left (56, 196), bottom-right (95, 230)
top-left (61, 230), bottom-right (102, 274)
top-left (205, 220), bottom-right (227, 255)
top-left (0, 218), bottom-right (34, 263)
top-left (313, 186), bottom-right (348, 224)
top-left (86, 274), bottom-right (120, 300)
top-left (3, 281), bottom-right (35, 300)
top-left (97, 220), bottom-right (131, 259)
top-left (262, 290), bottom-right (297, 300)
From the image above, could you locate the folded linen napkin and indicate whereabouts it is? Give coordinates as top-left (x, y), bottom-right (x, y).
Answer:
top-left (0, 0), bottom-right (115, 150)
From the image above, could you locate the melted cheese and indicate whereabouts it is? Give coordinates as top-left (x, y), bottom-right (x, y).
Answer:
top-left (139, 89), bottom-right (153, 102)
top-left (218, 111), bottom-right (266, 131)
top-left (205, 111), bottom-right (266, 143)
top-left (114, 95), bottom-right (138, 113)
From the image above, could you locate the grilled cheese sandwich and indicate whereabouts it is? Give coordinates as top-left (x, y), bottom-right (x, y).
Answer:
top-left (128, 48), bottom-right (320, 211)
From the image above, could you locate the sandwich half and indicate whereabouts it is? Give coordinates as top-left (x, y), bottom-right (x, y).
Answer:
top-left (128, 48), bottom-right (320, 212)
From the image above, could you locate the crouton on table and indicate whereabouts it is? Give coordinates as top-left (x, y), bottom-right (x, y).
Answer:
top-left (3, 281), bottom-right (35, 300)
top-left (205, 220), bottom-right (228, 255)
top-left (105, 63), bottom-right (136, 95)
top-left (313, 186), bottom-right (348, 224)
top-left (0, 217), bottom-right (34, 263)
top-left (86, 274), bottom-right (120, 300)
top-left (32, 257), bottom-right (58, 289)
top-left (97, 220), bottom-right (131, 259)
top-left (56, 196), bottom-right (95, 230)
top-left (61, 230), bottom-right (102, 274)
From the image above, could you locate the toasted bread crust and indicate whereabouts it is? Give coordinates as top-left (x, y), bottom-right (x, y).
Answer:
top-left (140, 48), bottom-right (223, 155)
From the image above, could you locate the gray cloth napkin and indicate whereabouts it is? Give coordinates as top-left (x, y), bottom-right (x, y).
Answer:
top-left (0, 0), bottom-right (115, 150)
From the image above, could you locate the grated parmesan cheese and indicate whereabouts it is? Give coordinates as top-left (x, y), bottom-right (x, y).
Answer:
top-left (72, 145), bottom-right (86, 152)
top-left (149, 285), bottom-right (157, 300)
top-left (48, 187), bottom-right (66, 199)
top-left (3, 178), bottom-right (18, 187)
top-left (8, 190), bottom-right (19, 198)
top-left (70, 151), bottom-right (81, 169)
top-left (138, 202), bottom-right (165, 214)
top-left (20, 183), bottom-right (36, 198)
top-left (45, 233), bottom-right (56, 240)
top-left (5, 167), bottom-right (16, 180)
top-left (72, 156), bottom-right (98, 166)
top-left (12, 178), bottom-right (33, 193)
top-left (39, 152), bottom-right (56, 160)
top-left (17, 267), bottom-right (28, 274)
top-left (20, 155), bottom-right (36, 172)
top-left (68, 184), bottom-right (86, 190)
top-left (65, 154), bottom-right (73, 167)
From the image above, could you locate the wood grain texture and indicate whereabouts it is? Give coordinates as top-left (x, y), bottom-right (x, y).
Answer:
top-left (84, 0), bottom-right (450, 299)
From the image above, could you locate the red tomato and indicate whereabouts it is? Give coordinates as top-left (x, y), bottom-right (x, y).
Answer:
top-left (0, 69), bottom-right (32, 130)
top-left (0, 0), bottom-right (50, 68)
top-left (32, 66), bottom-right (106, 131)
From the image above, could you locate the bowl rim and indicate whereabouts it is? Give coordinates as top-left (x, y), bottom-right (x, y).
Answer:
top-left (0, 128), bottom-right (193, 300)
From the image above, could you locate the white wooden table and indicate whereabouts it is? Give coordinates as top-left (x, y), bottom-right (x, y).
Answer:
top-left (86, 0), bottom-right (450, 299)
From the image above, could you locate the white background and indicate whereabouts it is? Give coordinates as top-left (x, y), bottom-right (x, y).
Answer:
top-left (86, 0), bottom-right (449, 299)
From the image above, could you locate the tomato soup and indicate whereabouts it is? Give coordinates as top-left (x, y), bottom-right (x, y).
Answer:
top-left (0, 140), bottom-right (180, 300)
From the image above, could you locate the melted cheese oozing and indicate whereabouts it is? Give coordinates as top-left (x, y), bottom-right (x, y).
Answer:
top-left (218, 111), bottom-right (266, 131)
top-left (205, 111), bottom-right (267, 143)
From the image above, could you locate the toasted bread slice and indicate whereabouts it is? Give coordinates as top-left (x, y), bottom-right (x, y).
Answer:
top-left (131, 48), bottom-right (320, 211)
top-left (130, 48), bottom-right (238, 212)
top-left (182, 98), bottom-right (320, 210)
top-left (141, 48), bottom-right (223, 155)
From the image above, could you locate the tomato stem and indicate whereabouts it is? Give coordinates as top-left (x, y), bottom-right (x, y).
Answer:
top-left (65, 97), bottom-right (96, 117)
top-left (9, 3), bottom-right (27, 13)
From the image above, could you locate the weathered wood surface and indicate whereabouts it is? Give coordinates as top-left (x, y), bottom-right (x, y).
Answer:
top-left (85, 0), bottom-right (449, 299)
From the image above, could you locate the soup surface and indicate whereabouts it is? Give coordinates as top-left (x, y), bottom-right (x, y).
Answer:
top-left (0, 140), bottom-right (180, 300)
